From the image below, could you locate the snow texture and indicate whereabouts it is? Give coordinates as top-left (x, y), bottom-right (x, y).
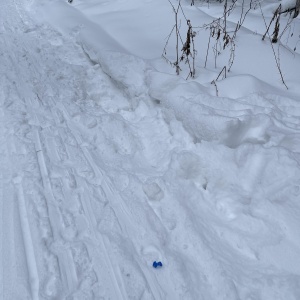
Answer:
top-left (1, 0), bottom-right (300, 299)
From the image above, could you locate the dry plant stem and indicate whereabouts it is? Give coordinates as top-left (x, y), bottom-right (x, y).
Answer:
top-left (202, 0), bottom-right (250, 71)
top-left (295, 0), bottom-right (300, 17)
top-left (166, 0), bottom-right (181, 74)
top-left (194, 0), bottom-right (238, 32)
top-left (213, 45), bottom-right (218, 68)
top-left (279, 13), bottom-right (294, 41)
top-left (224, 0), bottom-right (228, 33)
top-left (205, 30), bottom-right (212, 68)
top-left (239, 0), bottom-right (245, 27)
top-left (183, 20), bottom-right (196, 78)
top-left (165, 0), bottom-right (253, 77)
top-left (259, 3), bottom-right (288, 89)
top-left (228, 41), bottom-right (235, 71)
top-left (162, 24), bottom-right (176, 64)
top-left (262, 4), bottom-right (281, 41)
top-left (164, 0), bottom-right (197, 78)
top-left (211, 80), bottom-right (219, 96)
top-left (272, 8), bottom-right (281, 43)
top-left (226, 0), bottom-right (238, 17)
top-left (216, 66), bottom-right (227, 80)
top-left (211, 66), bottom-right (226, 96)
top-left (280, 0), bottom-right (300, 18)
top-left (191, 25), bottom-right (196, 76)
top-left (175, 2), bottom-right (180, 74)
top-left (238, 0), bottom-right (253, 30)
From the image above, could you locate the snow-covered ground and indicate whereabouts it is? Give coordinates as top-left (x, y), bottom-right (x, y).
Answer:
top-left (1, 0), bottom-right (300, 299)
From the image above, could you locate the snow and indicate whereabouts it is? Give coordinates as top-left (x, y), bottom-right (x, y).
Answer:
top-left (1, 0), bottom-right (300, 299)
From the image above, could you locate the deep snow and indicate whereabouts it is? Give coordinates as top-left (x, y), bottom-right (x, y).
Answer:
top-left (1, 0), bottom-right (300, 299)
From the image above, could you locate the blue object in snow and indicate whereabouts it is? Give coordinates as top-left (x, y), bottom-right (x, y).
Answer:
top-left (153, 261), bottom-right (163, 268)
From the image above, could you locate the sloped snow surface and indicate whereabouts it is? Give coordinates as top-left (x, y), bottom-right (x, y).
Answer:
top-left (1, 0), bottom-right (300, 299)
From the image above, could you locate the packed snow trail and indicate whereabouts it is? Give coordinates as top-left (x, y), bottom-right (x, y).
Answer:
top-left (0, 0), bottom-right (178, 299)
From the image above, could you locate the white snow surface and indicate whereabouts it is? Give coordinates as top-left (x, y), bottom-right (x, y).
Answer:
top-left (1, 0), bottom-right (300, 299)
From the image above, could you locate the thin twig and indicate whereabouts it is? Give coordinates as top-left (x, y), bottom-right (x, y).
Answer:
top-left (211, 80), bottom-right (219, 96)
top-left (205, 29), bottom-right (212, 68)
top-left (259, 3), bottom-right (288, 89)
top-left (216, 66), bottom-right (227, 81)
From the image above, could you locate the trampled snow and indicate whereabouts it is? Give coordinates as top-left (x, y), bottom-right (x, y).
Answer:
top-left (1, 0), bottom-right (300, 299)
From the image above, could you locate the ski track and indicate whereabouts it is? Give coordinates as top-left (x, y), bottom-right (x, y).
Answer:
top-left (13, 176), bottom-right (40, 300)
top-left (55, 103), bottom-right (164, 300)
top-left (0, 0), bottom-right (175, 299)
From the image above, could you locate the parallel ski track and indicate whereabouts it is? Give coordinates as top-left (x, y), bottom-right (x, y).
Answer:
top-left (19, 21), bottom-right (168, 299)
top-left (33, 128), bottom-right (79, 296)
top-left (1, 0), bottom-right (42, 295)
top-left (29, 66), bottom-right (165, 298)
top-left (13, 176), bottom-right (40, 300)
top-left (56, 102), bottom-right (165, 300)
top-left (0, 0), bottom-right (180, 298)
top-left (1, 1), bottom-right (80, 297)
top-left (0, 74), bottom-right (38, 299)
